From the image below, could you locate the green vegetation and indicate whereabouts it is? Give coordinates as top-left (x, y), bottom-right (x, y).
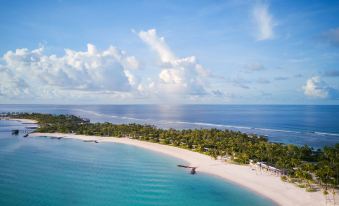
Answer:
top-left (4, 112), bottom-right (339, 195)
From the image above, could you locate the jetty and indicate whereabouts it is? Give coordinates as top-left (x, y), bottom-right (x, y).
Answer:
top-left (25, 126), bottom-right (38, 129)
top-left (11, 128), bottom-right (36, 136)
top-left (177, 165), bottom-right (197, 175)
top-left (50, 136), bottom-right (63, 140)
top-left (23, 130), bottom-right (36, 138)
top-left (83, 140), bottom-right (99, 143)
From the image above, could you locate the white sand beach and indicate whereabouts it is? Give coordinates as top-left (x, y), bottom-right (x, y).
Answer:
top-left (29, 132), bottom-right (331, 206)
top-left (6, 118), bottom-right (38, 124)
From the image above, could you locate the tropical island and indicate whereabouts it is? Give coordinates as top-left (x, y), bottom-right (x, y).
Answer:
top-left (3, 112), bottom-right (338, 206)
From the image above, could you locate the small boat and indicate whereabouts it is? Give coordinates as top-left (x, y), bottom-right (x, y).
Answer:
top-left (11, 130), bottom-right (19, 135)
top-left (190, 168), bottom-right (196, 175)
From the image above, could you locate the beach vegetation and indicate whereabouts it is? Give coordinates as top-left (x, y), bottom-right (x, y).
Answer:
top-left (6, 112), bottom-right (339, 196)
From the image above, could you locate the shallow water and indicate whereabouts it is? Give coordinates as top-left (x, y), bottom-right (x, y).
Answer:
top-left (0, 120), bottom-right (275, 206)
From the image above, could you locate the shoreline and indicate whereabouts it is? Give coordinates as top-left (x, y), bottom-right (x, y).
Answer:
top-left (1, 118), bottom-right (38, 124)
top-left (29, 132), bottom-right (328, 206)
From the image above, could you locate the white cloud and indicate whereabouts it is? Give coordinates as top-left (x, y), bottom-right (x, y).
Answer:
top-left (302, 76), bottom-right (328, 98)
top-left (0, 33), bottom-right (218, 103)
top-left (0, 66), bottom-right (30, 98)
top-left (138, 29), bottom-right (175, 63)
top-left (253, 3), bottom-right (275, 41)
top-left (0, 44), bottom-right (140, 100)
top-left (138, 29), bottom-right (210, 99)
top-left (1, 30), bottom-right (226, 103)
top-left (302, 77), bottom-right (339, 100)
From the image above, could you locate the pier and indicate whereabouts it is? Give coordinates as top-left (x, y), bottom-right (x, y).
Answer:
top-left (177, 165), bottom-right (197, 175)
top-left (83, 140), bottom-right (99, 143)
top-left (50, 136), bottom-right (63, 140)
top-left (11, 129), bottom-right (35, 136)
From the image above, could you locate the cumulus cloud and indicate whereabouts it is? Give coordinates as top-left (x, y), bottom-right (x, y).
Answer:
top-left (0, 66), bottom-right (30, 98)
top-left (138, 29), bottom-right (210, 98)
top-left (0, 30), bottom-right (221, 103)
top-left (138, 29), bottom-right (175, 63)
top-left (253, 3), bottom-right (275, 41)
top-left (0, 44), bottom-right (139, 100)
top-left (302, 77), bottom-right (328, 98)
top-left (302, 76), bottom-right (339, 99)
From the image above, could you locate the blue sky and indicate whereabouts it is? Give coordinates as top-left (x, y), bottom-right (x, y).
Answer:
top-left (0, 0), bottom-right (339, 104)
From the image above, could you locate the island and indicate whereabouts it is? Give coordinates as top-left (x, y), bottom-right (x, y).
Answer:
top-left (2, 112), bottom-right (338, 206)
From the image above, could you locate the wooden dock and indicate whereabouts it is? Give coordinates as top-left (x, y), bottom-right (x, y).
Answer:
top-left (83, 140), bottom-right (99, 143)
top-left (177, 165), bottom-right (197, 175)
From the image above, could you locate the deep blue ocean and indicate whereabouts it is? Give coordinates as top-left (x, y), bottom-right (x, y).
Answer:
top-left (0, 120), bottom-right (275, 206)
top-left (0, 104), bottom-right (338, 148)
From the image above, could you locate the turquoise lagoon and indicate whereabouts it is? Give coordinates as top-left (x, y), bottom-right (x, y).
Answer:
top-left (0, 120), bottom-right (275, 206)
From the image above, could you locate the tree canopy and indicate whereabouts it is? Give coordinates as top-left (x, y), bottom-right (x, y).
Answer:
top-left (5, 112), bottom-right (338, 194)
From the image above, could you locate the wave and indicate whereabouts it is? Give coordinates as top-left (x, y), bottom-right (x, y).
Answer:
top-left (314, 132), bottom-right (339, 136)
top-left (73, 109), bottom-right (150, 122)
top-left (72, 109), bottom-right (339, 138)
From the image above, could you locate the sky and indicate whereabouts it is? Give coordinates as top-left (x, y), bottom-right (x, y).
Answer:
top-left (0, 0), bottom-right (339, 104)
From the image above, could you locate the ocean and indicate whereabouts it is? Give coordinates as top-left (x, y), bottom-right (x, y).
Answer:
top-left (0, 119), bottom-right (275, 206)
top-left (0, 104), bottom-right (338, 148)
